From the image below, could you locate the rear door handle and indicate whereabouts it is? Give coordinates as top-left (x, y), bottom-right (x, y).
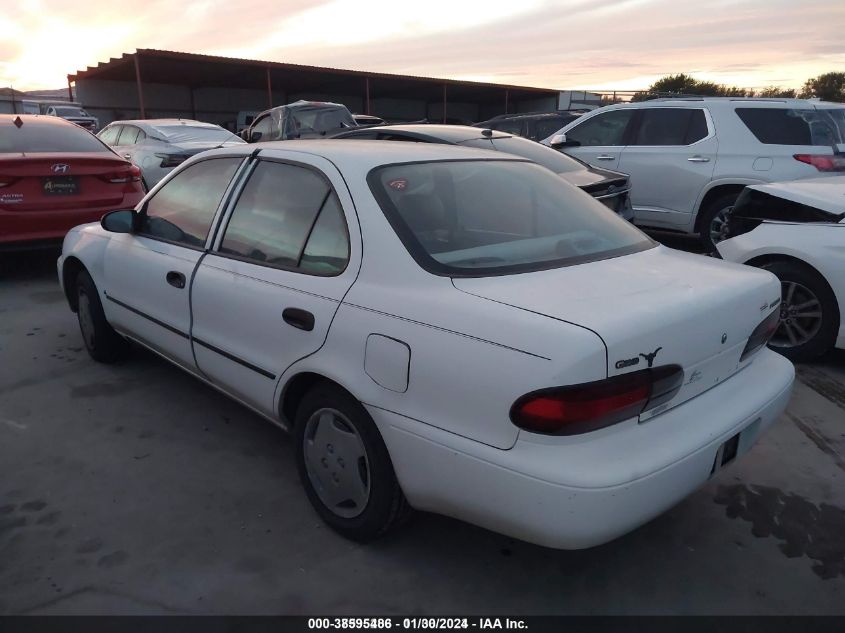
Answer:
top-left (595, 155), bottom-right (616, 160)
top-left (166, 271), bottom-right (186, 289)
top-left (687, 156), bottom-right (710, 163)
top-left (283, 307), bottom-right (315, 332)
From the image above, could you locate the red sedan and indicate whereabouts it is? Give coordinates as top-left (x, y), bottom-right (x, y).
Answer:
top-left (1, 115), bottom-right (145, 248)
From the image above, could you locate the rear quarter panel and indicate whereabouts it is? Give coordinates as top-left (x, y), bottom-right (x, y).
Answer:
top-left (718, 222), bottom-right (845, 347)
top-left (279, 277), bottom-right (608, 450)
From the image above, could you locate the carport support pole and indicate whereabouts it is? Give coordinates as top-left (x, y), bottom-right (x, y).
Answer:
top-left (266, 67), bottom-right (273, 108)
top-left (365, 77), bottom-right (371, 115)
top-left (133, 53), bottom-right (146, 119)
top-left (67, 77), bottom-right (74, 102)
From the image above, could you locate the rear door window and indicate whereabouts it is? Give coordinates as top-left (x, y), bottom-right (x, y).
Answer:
top-left (566, 110), bottom-right (634, 146)
top-left (138, 157), bottom-right (243, 248)
top-left (219, 161), bottom-right (349, 274)
top-left (116, 126), bottom-right (141, 145)
top-left (632, 109), bottom-right (708, 145)
top-left (736, 108), bottom-right (844, 145)
top-left (98, 126), bottom-right (121, 145)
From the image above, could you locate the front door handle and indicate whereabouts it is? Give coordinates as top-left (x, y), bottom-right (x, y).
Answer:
top-left (687, 156), bottom-right (711, 163)
top-left (166, 271), bottom-right (186, 289)
top-left (595, 155), bottom-right (616, 160)
top-left (283, 307), bottom-right (315, 332)
top-left (123, 153), bottom-right (132, 160)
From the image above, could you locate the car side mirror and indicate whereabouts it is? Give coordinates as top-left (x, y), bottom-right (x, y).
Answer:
top-left (249, 131), bottom-right (263, 143)
top-left (550, 133), bottom-right (579, 149)
top-left (101, 209), bottom-right (137, 233)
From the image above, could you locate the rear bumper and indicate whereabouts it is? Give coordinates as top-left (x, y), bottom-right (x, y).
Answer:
top-left (0, 198), bottom-right (141, 245)
top-left (371, 348), bottom-right (793, 549)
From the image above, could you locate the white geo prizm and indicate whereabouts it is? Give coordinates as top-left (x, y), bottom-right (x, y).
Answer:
top-left (58, 140), bottom-right (794, 549)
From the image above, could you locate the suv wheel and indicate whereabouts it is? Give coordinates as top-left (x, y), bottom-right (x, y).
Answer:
top-left (698, 193), bottom-right (738, 252)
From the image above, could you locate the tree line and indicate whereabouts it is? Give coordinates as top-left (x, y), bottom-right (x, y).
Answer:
top-left (626, 72), bottom-right (844, 102)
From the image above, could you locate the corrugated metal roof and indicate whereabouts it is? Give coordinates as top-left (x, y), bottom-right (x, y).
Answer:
top-left (68, 48), bottom-right (557, 97)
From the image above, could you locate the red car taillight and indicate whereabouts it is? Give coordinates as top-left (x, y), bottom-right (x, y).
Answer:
top-left (793, 154), bottom-right (845, 172)
top-left (510, 365), bottom-right (684, 436)
top-left (740, 309), bottom-right (780, 362)
top-left (98, 165), bottom-right (142, 183)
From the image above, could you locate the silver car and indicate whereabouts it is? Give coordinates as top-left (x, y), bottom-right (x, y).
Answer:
top-left (97, 119), bottom-right (244, 189)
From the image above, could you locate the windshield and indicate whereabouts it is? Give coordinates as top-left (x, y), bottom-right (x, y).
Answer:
top-left (291, 107), bottom-right (356, 134)
top-left (152, 125), bottom-right (242, 144)
top-left (0, 119), bottom-right (110, 153)
top-left (461, 136), bottom-right (584, 174)
top-left (54, 106), bottom-right (89, 117)
top-left (368, 159), bottom-right (653, 276)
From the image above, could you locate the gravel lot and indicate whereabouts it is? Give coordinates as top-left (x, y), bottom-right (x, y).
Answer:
top-left (1, 245), bottom-right (843, 615)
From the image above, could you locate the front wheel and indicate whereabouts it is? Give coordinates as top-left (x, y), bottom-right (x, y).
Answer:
top-left (76, 270), bottom-right (129, 363)
top-left (294, 383), bottom-right (410, 542)
top-left (761, 261), bottom-right (839, 362)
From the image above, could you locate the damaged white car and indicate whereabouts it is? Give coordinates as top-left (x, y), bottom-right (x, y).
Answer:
top-left (718, 176), bottom-right (845, 361)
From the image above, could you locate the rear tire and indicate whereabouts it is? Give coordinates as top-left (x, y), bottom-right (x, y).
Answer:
top-left (761, 261), bottom-right (839, 362)
top-left (76, 270), bottom-right (129, 363)
top-left (294, 383), bottom-right (410, 542)
top-left (698, 193), bottom-right (739, 252)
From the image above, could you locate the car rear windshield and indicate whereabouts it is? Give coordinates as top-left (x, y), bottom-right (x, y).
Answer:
top-left (460, 136), bottom-right (583, 174)
top-left (736, 107), bottom-right (845, 146)
top-left (152, 125), bottom-right (241, 144)
top-left (0, 119), bottom-right (109, 153)
top-left (732, 187), bottom-right (845, 223)
top-left (54, 107), bottom-right (89, 117)
top-left (368, 159), bottom-right (654, 276)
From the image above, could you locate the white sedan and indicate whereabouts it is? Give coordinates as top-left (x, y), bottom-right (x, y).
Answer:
top-left (718, 176), bottom-right (845, 361)
top-left (97, 119), bottom-right (244, 189)
top-left (58, 141), bottom-right (794, 549)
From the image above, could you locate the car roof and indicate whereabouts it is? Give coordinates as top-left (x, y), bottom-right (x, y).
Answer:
top-left (607, 97), bottom-right (844, 109)
top-left (749, 176), bottom-right (845, 215)
top-left (0, 114), bottom-right (74, 127)
top-left (107, 119), bottom-right (222, 130)
top-left (341, 124), bottom-right (512, 143)
top-left (214, 138), bottom-right (523, 170)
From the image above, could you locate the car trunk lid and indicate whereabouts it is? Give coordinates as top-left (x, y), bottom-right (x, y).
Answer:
top-left (0, 153), bottom-right (136, 211)
top-left (452, 246), bottom-right (782, 420)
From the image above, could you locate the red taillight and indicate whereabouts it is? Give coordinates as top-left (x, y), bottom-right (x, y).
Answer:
top-left (793, 154), bottom-right (845, 172)
top-left (740, 309), bottom-right (780, 362)
top-left (98, 165), bottom-right (142, 184)
top-left (510, 365), bottom-right (684, 436)
top-left (0, 176), bottom-right (19, 188)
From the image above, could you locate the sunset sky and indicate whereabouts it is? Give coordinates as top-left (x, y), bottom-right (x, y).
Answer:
top-left (1, 0), bottom-right (843, 92)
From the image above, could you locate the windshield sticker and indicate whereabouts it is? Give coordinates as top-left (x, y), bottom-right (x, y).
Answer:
top-left (388, 178), bottom-right (408, 191)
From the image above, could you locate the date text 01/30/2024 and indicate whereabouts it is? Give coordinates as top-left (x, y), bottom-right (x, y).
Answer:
top-left (307, 618), bottom-right (528, 629)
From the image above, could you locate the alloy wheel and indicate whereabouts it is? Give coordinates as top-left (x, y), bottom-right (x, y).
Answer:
top-left (770, 281), bottom-right (823, 348)
top-left (709, 206), bottom-right (733, 246)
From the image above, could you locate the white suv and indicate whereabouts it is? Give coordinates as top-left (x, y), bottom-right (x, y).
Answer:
top-left (546, 98), bottom-right (845, 249)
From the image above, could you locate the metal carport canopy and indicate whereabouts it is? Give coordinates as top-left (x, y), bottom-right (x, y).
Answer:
top-left (67, 48), bottom-right (558, 119)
